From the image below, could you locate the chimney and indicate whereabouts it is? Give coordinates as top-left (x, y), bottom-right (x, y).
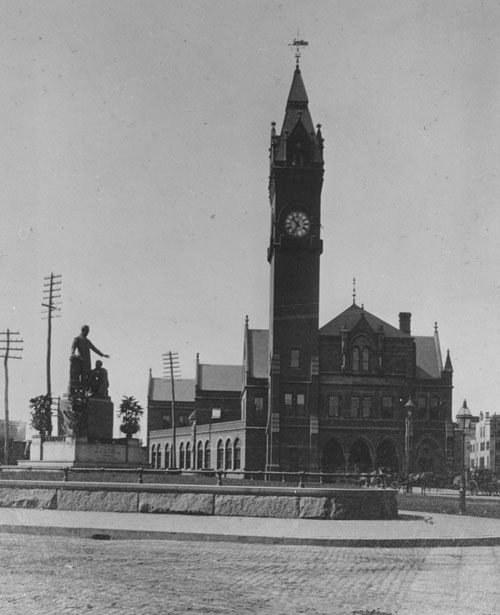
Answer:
top-left (399, 312), bottom-right (411, 335)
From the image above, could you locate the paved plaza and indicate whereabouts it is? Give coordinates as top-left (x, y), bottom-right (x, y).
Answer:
top-left (1, 532), bottom-right (500, 614)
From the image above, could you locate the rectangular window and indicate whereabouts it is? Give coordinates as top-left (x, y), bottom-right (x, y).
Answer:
top-left (362, 397), bottom-right (372, 418)
top-left (327, 394), bottom-right (341, 418)
top-left (350, 396), bottom-right (360, 419)
top-left (418, 397), bottom-right (427, 410)
top-left (290, 349), bottom-right (300, 368)
top-left (254, 397), bottom-right (264, 419)
top-left (487, 441), bottom-right (490, 450)
top-left (296, 393), bottom-right (305, 416)
top-left (481, 442), bottom-right (485, 451)
top-left (284, 393), bottom-right (293, 415)
top-left (381, 396), bottom-right (394, 420)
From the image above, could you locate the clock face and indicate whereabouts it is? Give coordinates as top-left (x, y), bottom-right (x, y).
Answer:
top-left (284, 210), bottom-right (311, 237)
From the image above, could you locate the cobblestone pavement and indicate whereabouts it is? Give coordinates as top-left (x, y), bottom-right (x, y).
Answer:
top-left (1, 534), bottom-right (500, 615)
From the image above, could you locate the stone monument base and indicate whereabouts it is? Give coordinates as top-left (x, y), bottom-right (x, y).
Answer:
top-left (21, 435), bottom-right (146, 468)
top-left (59, 395), bottom-right (114, 441)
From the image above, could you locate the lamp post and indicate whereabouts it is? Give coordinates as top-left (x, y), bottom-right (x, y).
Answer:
top-left (404, 398), bottom-right (416, 492)
top-left (456, 399), bottom-right (472, 515)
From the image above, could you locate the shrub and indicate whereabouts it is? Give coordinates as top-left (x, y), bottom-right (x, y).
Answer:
top-left (118, 395), bottom-right (143, 437)
top-left (29, 394), bottom-right (52, 436)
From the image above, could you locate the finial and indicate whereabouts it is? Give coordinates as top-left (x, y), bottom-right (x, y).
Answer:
top-left (289, 33), bottom-right (309, 67)
top-left (245, 314), bottom-right (249, 327)
top-left (352, 277), bottom-right (356, 305)
top-left (434, 321), bottom-right (438, 333)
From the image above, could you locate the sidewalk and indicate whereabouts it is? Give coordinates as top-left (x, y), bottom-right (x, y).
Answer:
top-left (1, 507), bottom-right (500, 547)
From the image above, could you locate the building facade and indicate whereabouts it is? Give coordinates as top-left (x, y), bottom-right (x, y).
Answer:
top-left (469, 412), bottom-right (500, 473)
top-left (148, 61), bottom-right (454, 476)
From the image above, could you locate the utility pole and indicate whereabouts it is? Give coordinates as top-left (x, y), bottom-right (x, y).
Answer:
top-left (162, 352), bottom-right (181, 468)
top-left (0, 330), bottom-right (23, 465)
top-left (41, 273), bottom-right (62, 399)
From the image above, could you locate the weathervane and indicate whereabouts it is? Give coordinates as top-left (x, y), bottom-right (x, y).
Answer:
top-left (289, 33), bottom-right (309, 66)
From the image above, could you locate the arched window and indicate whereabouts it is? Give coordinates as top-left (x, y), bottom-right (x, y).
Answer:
top-left (362, 347), bottom-right (370, 371)
top-left (151, 444), bottom-right (156, 468)
top-left (234, 438), bottom-right (241, 470)
top-left (179, 442), bottom-right (185, 469)
top-left (217, 440), bottom-right (224, 469)
top-left (204, 441), bottom-right (211, 469)
top-left (164, 444), bottom-right (170, 469)
top-left (186, 442), bottom-right (191, 469)
top-left (156, 444), bottom-right (162, 469)
top-left (352, 347), bottom-right (360, 371)
top-left (197, 441), bottom-right (203, 470)
top-left (225, 439), bottom-right (233, 470)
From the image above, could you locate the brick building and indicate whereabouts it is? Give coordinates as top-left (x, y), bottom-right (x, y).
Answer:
top-left (148, 60), bottom-right (454, 476)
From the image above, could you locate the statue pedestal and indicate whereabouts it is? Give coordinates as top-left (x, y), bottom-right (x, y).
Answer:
top-left (25, 435), bottom-right (146, 468)
top-left (59, 395), bottom-right (114, 441)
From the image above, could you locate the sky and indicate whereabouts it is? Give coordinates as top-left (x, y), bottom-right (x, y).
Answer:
top-left (1, 0), bottom-right (500, 437)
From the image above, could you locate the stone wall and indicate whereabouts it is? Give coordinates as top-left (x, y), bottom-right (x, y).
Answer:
top-left (0, 480), bottom-right (398, 519)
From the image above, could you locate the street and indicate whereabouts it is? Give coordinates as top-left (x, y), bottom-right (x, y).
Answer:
top-left (1, 533), bottom-right (499, 614)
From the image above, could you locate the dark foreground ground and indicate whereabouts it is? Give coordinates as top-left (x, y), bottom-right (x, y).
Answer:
top-left (2, 532), bottom-right (500, 615)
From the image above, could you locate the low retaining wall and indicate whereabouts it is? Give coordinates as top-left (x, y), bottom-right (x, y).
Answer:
top-left (0, 480), bottom-right (398, 520)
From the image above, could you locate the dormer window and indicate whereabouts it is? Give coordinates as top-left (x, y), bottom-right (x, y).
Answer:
top-left (352, 342), bottom-right (371, 372)
top-left (352, 347), bottom-right (360, 371)
top-left (362, 347), bottom-right (370, 371)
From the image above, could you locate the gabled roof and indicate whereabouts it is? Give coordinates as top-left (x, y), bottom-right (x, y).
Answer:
top-left (149, 378), bottom-right (195, 402)
top-left (245, 329), bottom-right (269, 379)
top-left (198, 364), bottom-right (242, 391)
top-left (320, 304), bottom-right (409, 338)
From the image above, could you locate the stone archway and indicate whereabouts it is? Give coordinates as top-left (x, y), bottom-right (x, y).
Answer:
top-left (349, 439), bottom-right (372, 473)
top-left (375, 439), bottom-right (400, 474)
top-left (321, 438), bottom-right (345, 472)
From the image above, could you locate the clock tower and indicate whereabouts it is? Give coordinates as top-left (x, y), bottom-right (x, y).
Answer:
top-left (266, 60), bottom-right (324, 471)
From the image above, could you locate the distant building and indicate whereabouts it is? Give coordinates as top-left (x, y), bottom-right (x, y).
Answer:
top-left (469, 412), bottom-right (500, 472)
top-left (147, 60), bottom-right (454, 476)
top-left (0, 420), bottom-right (26, 442)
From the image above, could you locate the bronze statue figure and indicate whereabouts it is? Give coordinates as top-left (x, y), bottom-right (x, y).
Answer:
top-left (70, 325), bottom-right (110, 392)
top-left (89, 360), bottom-right (109, 399)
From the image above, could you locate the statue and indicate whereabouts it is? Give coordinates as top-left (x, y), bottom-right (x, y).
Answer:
top-left (89, 360), bottom-right (109, 399)
top-left (70, 325), bottom-right (110, 392)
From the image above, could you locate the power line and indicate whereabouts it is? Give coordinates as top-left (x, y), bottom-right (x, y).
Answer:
top-left (0, 329), bottom-right (23, 464)
top-left (42, 273), bottom-right (62, 398)
top-left (162, 351), bottom-right (181, 469)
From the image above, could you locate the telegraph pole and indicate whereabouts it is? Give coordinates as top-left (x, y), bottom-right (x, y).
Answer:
top-left (162, 352), bottom-right (181, 468)
top-left (42, 273), bottom-right (62, 399)
top-left (0, 330), bottom-right (23, 464)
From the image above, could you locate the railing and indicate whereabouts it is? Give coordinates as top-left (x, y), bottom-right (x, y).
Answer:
top-left (0, 465), bottom-right (390, 488)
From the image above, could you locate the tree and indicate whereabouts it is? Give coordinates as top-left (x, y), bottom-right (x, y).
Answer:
top-left (29, 394), bottom-right (52, 436)
top-left (118, 396), bottom-right (143, 438)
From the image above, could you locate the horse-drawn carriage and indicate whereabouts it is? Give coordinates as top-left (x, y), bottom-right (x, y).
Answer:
top-left (467, 469), bottom-right (500, 496)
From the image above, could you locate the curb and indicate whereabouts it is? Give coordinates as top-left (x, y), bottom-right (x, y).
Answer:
top-left (2, 523), bottom-right (500, 548)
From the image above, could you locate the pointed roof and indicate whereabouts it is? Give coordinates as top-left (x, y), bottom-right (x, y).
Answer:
top-left (274, 66), bottom-right (323, 164)
top-left (414, 337), bottom-right (442, 379)
top-left (287, 66), bottom-right (309, 106)
top-left (149, 378), bottom-right (195, 402)
top-left (320, 304), bottom-right (409, 338)
top-left (244, 329), bottom-right (269, 379)
top-left (198, 364), bottom-right (242, 391)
